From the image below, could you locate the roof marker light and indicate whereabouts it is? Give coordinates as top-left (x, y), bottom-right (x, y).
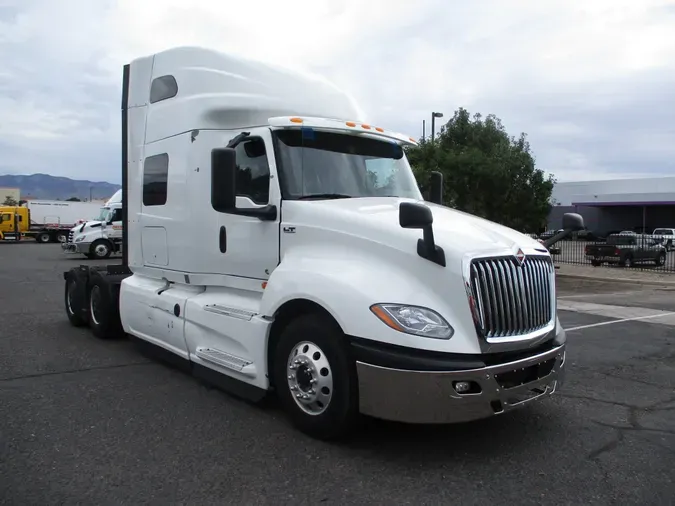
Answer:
top-left (346, 121), bottom-right (356, 127)
top-left (361, 124), bottom-right (371, 129)
top-left (375, 127), bottom-right (384, 132)
top-left (290, 117), bottom-right (303, 123)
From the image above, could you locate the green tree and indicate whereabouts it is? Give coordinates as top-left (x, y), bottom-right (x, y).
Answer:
top-left (2, 196), bottom-right (18, 206)
top-left (406, 108), bottom-right (555, 233)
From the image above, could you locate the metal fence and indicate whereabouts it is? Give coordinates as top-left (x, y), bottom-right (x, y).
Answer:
top-left (548, 237), bottom-right (675, 273)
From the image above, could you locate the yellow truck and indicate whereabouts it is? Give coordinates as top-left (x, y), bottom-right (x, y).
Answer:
top-left (0, 200), bottom-right (102, 243)
top-left (0, 206), bottom-right (28, 241)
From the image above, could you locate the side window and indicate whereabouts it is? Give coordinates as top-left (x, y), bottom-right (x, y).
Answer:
top-left (110, 208), bottom-right (123, 222)
top-left (0, 213), bottom-right (10, 223)
top-left (143, 153), bottom-right (169, 207)
top-left (150, 75), bottom-right (178, 104)
top-left (234, 138), bottom-right (270, 205)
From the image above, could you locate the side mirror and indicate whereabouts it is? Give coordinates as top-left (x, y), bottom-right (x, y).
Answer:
top-left (562, 212), bottom-right (584, 231)
top-left (400, 202), bottom-right (433, 229)
top-left (428, 171), bottom-right (443, 205)
top-left (542, 212), bottom-right (586, 249)
top-left (211, 147), bottom-right (237, 212)
top-left (399, 202), bottom-right (445, 267)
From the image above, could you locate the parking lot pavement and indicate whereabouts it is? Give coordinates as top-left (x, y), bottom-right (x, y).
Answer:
top-left (1, 244), bottom-right (674, 505)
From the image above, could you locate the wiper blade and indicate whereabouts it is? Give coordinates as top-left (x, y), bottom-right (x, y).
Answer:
top-left (296, 193), bottom-right (352, 200)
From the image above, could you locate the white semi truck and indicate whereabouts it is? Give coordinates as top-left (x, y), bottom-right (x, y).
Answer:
top-left (63, 46), bottom-right (584, 440)
top-left (62, 189), bottom-right (123, 259)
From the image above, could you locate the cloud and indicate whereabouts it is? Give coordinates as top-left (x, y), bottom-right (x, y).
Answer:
top-left (0, 0), bottom-right (674, 183)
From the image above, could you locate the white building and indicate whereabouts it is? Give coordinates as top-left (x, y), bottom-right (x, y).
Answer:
top-left (0, 187), bottom-right (21, 204)
top-left (548, 176), bottom-right (675, 234)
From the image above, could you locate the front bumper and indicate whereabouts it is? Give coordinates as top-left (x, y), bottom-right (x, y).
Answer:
top-left (61, 242), bottom-right (90, 254)
top-left (355, 341), bottom-right (566, 424)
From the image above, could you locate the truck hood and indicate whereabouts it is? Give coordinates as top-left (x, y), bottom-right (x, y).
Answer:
top-left (71, 220), bottom-right (103, 233)
top-left (283, 197), bottom-right (546, 258)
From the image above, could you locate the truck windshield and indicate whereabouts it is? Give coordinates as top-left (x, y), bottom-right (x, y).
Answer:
top-left (95, 208), bottom-right (108, 221)
top-left (273, 129), bottom-right (422, 200)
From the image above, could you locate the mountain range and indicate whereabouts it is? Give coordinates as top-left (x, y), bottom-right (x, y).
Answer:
top-left (0, 174), bottom-right (121, 201)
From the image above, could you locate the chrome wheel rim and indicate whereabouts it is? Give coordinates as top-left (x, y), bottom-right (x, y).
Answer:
top-left (94, 244), bottom-right (108, 257)
top-left (89, 285), bottom-right (101, 326)
top-left (66, 281), bottom-right (75, 315)
top-left (286, 341), bottom-right (333, 416)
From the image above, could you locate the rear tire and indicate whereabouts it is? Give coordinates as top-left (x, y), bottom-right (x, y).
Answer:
top-left (64, 275), bottom-right (86, 327)
top-left (35, 232), bottom-right (51, 243)
top-left (87, 277), bottom-right (123, 339)
top-left (656, 253), bottom-right (666, 267)
top-left (56, 232), bottom-right (68, 243)
top-left (273, 313), bottom-right (360, 440)
top-left (590, 260), bottom-right (601, 267)
top-left (620, 256), bottom-right (633, 268)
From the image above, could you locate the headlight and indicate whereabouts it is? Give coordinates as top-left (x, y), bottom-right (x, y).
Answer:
top-left (75, 236), bottom-right (85, 242)
top-left (370, 303), bottom-right (454, 339)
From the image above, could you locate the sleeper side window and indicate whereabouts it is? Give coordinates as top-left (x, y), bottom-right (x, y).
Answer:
top-left (150, 75), bottom-right (178, 104)
top-left (234, 138), bottom-right (270, 205)
top-left (143, 153), bottom-right (169, 207)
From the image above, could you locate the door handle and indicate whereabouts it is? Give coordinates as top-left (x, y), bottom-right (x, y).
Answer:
top-left (219, 226), bottom-right (227, 253)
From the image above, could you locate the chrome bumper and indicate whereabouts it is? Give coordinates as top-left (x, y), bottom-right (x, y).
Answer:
top-left (356, 343), bottom-right (565, 424)
top-left (61, 242), bottom-right (89, 254)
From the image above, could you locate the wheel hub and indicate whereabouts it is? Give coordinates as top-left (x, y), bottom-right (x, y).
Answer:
top-left (286, 341), bottom-right (333, 415)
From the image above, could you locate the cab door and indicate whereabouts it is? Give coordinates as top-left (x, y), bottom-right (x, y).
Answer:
top-left (108, 208), bottom-right (124, 240)
top-left (190, 129), bottom-right (281, 281)
top-left (0, 212), bottom-right (12, 238)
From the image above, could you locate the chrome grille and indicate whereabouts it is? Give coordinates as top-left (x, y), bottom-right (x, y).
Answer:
top-left (67, 230), bottom-right (74, 243)
top-left (469, 255), bottom-right (554, 338)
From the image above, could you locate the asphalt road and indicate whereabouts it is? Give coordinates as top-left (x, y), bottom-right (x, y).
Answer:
top-left (1, 243), bottom-right (674, 505)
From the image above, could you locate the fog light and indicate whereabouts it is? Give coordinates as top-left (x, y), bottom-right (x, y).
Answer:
top-left (453, 380), bottom-right (481, 395)
top-left (454, 381), bottom-right (471, 393)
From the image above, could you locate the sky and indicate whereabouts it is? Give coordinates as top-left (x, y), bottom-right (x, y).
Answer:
top-left (1, 0), bottom-right (674, 184)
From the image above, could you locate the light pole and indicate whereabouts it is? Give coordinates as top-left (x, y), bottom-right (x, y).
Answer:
top-left (431, 111), bottom-right (443, 143)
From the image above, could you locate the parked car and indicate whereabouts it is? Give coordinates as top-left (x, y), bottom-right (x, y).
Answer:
top-left (584, 233), bottom-right (667, 268)
top-left (652, 228), bottom-right (675, 252)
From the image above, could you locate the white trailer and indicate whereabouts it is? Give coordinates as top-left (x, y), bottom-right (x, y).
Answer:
top-left (26, 199), bottom-right (104, 243)
top-left (63, 46), bottom-right (584, 440)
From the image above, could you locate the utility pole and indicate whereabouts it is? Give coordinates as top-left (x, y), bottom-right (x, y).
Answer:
top-left (422, 120), bottom-right (426, 141)
top-left (431, 111), bottom-right (444, 143)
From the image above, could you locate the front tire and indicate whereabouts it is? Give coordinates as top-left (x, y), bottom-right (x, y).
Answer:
top-left (89, 239), bottom-right (112, 259)
top-left (656, 253), bottom-right (666, 267)
top-left (273, 314), bottom-right (360, 440)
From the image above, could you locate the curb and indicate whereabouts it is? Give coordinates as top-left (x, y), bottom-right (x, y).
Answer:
top-left (556, 273), bottom-right (675, 288)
